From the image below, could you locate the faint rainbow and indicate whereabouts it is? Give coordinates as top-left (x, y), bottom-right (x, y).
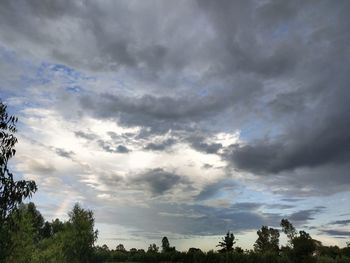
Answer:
top-left (53, 197), bottom-right (71, 219)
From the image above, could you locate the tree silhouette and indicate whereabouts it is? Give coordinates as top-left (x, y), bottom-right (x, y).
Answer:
top-left (162, 236), bottom-right (170, 252)
top-left (217, 231), bottom-right (236, 253)
top-left (281, 218), bottom-right (297, 245)
top-left (254, 225), bottom-right (280, 253)
top-left (116, 244), bottom-right (126, 252)
top-left (0, 101), bottom-right (37, 220)
top-left (147, 243), bottom-right (159, 253)
top-left (292, 230), bottom-right (318, 263)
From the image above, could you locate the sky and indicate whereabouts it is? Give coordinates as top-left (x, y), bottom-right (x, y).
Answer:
top-left (0, 0), bottom-right (350, 251)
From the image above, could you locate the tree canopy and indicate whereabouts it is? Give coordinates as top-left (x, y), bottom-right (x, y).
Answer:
top-left (217, 231), bottom-right (236, 253)
top-left (0, 101), bottom-right (37, 220)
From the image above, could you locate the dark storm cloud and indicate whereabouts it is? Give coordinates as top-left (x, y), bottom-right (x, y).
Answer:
top-left (196, 0), bottom-right (302, 78)
top-left (221, 1), bottom-right (350, 176)
top-left (188, 136), bottom-right (223, 154)
top-left (130, 168), bottom-right (186, 195)
top-left (80, 91), bottom-right (231, 123)
top-left (228, 98), bottom-right (350, 174)
top-left (254, 163), bottom-right (350, 197)
top-left (97, 168), bottom-right (190, 197)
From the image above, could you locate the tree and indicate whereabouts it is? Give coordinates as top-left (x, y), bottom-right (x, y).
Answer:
top-left (254, 225), bottom-right (280, 253)
top-left (281, 219), bottom-right (297, 245)
top-left (292, 231), bottom-right (317, 263)
top-left (0, 101), bottom-right (37, 220)
top-left (6, 204), bottom-right (36, 263)
top-left (148, 243), bottom-right (159, 253)
top-left (162, 236), bottom-right (170, 252)
top-left (62, 203), bottom-right (98, 263)
top-left (26, 202), bottom-right (45, 241)
top-left (0, 101), bottom-right (37, 263)
top-left (280, 219), bottom-right (318, 263)
top-left (217, 231), bottom-right (236, 253)
top-left (51, 218), bottom-right (64, 235)
top-left (116, 244), bottom-right (126, 252)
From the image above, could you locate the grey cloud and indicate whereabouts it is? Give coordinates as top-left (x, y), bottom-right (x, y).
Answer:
top-left (197, 0), bottom-right (302, 78)
top-left (228, 100), bottom-right (350, 174)
top-left (195, 180), bottom-right (236, 201)
top-left (97, 140), bottom-right (130, 154)
top-left (55, 148), bottom-right (74, 158)
top-left (80, 92), bottom-right (232, 123)
top-left (321, 230), bottom-right (350, 237)
top-left (264, 204), bottom-right (295, 210)
top-left (95, 202), bottom-right (282, 236)
top-left (130, 168), bottom-right (186, 195)
top-left (328, 219), bottom-right (350, 226)
top-left (251, 162), bottom-right (350, 197)
top-left (75, 131), bottom-right (130, 153)
top-left (288, 207), bottom-right (325, 222)
top-left (74, 131), bottom-right (98, 141)
top-left (281, 198), bottom-right (304, 202)
top-left (25, 159), bottom-right (56, 175)
top-left (144, 138), bottom-right (176, 151)
top-left (116, 145), bottom-right (130, 153)
top-left (188, 136), bottom-right (222, 154)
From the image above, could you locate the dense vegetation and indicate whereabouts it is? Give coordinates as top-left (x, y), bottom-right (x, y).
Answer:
top-left (0, 101), bottom-right (350, 263)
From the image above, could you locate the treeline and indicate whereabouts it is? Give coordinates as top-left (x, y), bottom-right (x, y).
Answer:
top-left (2, 201), bottom-right (350, 263)
top-left (93, 222), bottom-right (350, 263)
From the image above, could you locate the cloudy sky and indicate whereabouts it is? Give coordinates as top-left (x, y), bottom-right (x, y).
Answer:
top-left (1, 0), bottom-right (350, 250)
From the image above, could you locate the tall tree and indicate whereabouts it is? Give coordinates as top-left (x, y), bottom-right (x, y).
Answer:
top-left (6, 204), bottom-right (36, 263)
top-left (162, 236), bottom-right (170, 253)
top-left (0, 101), bottom-right (37, 263)
top-left (217, 231), bottom-right (236, 253)
top-left (254, 225), bottom-right (280, 253)
top-left (63, 203), bottom-right (98, 263)
top-left (281, 218), bottom-right (297, 245)
top-left (0, 101), bottom-right (37, 220)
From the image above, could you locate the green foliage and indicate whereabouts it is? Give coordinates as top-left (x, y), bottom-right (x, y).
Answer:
top-left (62, 203), bottom-right (98, 263)
top-left (0, 101), bottom-right (37, 220)
top-left (6, 204), bottom-right (36, 263)
top-left (0, 101), bottom-right (37, 263)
